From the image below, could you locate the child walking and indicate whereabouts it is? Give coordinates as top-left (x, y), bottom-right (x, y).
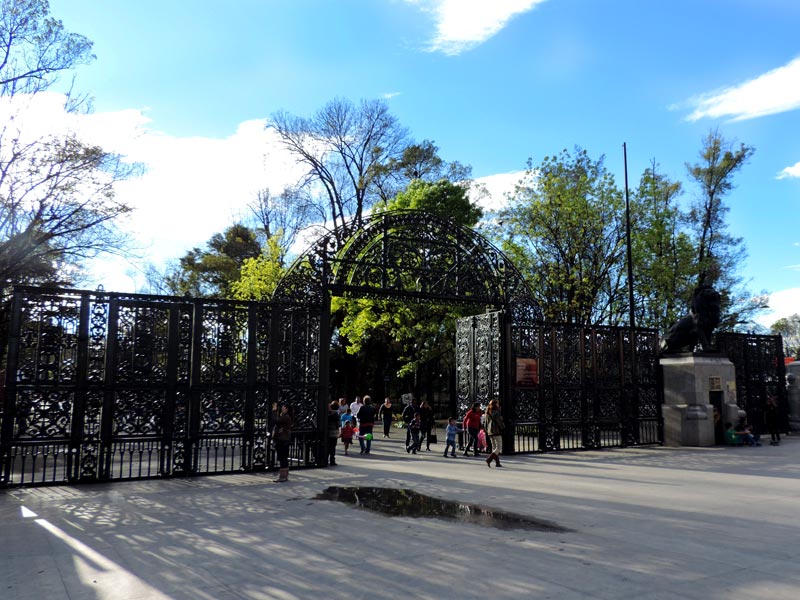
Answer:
top-left (444, 417), bottom-right (460, 458)
top-left (341, 420), bottom-right (355, 455)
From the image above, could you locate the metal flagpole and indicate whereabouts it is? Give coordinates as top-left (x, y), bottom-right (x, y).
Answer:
top-left (623, 142), bottom-right (639, 444)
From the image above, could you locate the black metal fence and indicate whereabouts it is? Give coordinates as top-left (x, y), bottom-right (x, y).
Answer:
top-left (716, 332), bottom-right (788, 435)
top-left (456, 313), bottom-right (663, 453)
top-left (5, 287), bottom-right (786, 489)
top-left (0, 287), bottom-right (320, 487)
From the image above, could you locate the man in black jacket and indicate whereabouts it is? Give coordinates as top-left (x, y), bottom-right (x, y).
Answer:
top-left (402, 398), bottom-right (420, 450)
top-left (357, 396), bottom-right (377, 454)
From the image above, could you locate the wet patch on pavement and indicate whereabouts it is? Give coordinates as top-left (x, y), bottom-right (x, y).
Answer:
top-left (315, 486), bottom-right (569, 532)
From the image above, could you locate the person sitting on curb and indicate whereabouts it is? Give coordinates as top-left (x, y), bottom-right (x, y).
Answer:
top-left (731, 417), bottom-right (760, 446)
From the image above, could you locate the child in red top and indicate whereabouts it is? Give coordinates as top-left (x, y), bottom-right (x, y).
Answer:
top-left (341, 421), bottom-right (355, 455)
top-left (463, 402), bottom-right (483, 457)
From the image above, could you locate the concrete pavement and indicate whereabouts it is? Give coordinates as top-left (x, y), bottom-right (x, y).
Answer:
top-left (2, 435), bottom-right (799, 600)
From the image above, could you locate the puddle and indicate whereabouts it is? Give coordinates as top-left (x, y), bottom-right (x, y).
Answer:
top-left (315, 486), bottom-right (569, 532)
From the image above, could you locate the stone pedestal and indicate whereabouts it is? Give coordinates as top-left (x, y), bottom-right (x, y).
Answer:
top-left (786, 361), bottom-right (800, 432)
top-left (660, 353), bottom-right (737, 446)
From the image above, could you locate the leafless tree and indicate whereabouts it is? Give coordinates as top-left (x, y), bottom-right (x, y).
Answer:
top-left (0, 0), bottom-right (139, 346)
top-left (269, 97), bottom-right (409, 246)
top-left (246, 186), bottom-right (312, 258)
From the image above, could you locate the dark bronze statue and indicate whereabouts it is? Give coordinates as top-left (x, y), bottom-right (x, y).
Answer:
top-left (659, 285), bottom-right (721, 354)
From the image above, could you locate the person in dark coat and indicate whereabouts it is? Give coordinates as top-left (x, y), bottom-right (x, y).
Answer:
top-left (419, 400), bottom-right (435, 451)
top-left (357, 395), bottom-right (377, 454)
top-left (765, 395), bottom-right (782, 445)
top-left (484, 399), bottom-right (505, 468)
top-left (402, 398), bottom-right (420, 449)
top-left (378, 397), bottom-right (395, 438)
top-left (327, 400), bottom-right (341, 465)
top-left (272, 402), bottom-right (293, 482)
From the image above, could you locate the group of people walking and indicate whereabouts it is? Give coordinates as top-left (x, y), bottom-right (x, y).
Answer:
top-left (462, 399), bottom-right (505, 467)
top-left (272, 395), bottom-right (507, 482)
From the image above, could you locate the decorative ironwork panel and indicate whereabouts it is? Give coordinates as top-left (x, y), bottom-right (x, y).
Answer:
top-left (474, 312), bottom-right (500, 404)
top-left (596, 390), bottom-right (622, 420)
top-left (87, 298), bottom-right (109, 384)
top-left (271, 303), bottom-right (320, 432)
top-left (113, 390), bottom-right (165, 436)
top-left (80, 391), bottom-right (104, 479)
top-left (199, 303), bottom-right (250, 385)
top-left (254, 304), bottom-right (271, 383)
top-left (199, 390), bottom-right (245, 433)
top-left (115, 304), bottom-right (170, 384)
top-left (554, 325), bottom-right (582, 386)
top-left (455, 318), bottom-right (473, 415)
top-left (17, 295), bottom-right (80, 386)
top-left (13, 390), bottom-right (73, 439)
top-left (590, 328), bottom-right (622, 387)
top-left (171, 390), bottom-right (189, 474)
top-left (454, 312), bottom-right (502, 416)
top-left (556, 388), bottom-right (581, 421)
top-left (252, 388), bottom-right (270, 469)
top-left (717, 333), bottom-right (788, 433)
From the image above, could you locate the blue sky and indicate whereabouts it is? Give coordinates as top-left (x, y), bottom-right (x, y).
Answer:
top-left (43, 0), bottom-right (800, 325)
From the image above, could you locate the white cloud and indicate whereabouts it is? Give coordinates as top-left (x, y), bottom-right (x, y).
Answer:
top-left (777, 161), bottom-right (800, 180)
top-left (685, 56), bottom-right (800, 122)
top-left (470, 170), bottom-right (525, 211)
top-left (756, 287), bottom-right (800, 329)
top-left (6, 93), bottom-right (306, 292)
top-left (409, 0), bottom-right (546, 55)
top-left (382, 92), bottom-right (401, 99)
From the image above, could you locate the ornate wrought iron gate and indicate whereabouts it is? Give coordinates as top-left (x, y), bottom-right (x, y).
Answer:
top-left (716, 332), bottom-right (788, 434)
top-left (456, 312), bottom-right (503, 413)
top-left (456, 312), bottom-right (663, 452)
top-left (2, 210), bottom-right (666, 487)
top-left (0, 288), bottom-right (320, 487)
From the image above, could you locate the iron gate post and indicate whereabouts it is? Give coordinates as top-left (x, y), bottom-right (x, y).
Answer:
top-left (161, 301), bottom-right (182, 476)
top-left (67, 293), bottom-right (91, 482)
top-left (187, 300), bottom-right (204, 476)
top-left (243, 303), bottom-right (258, 471)
top-left (0, 290), bottom-right (24, 487)
top-left (97, 296), bottom-right (120, 482)
top-left (501, 310), bottom-right (515, 454)
top-left (317, 295), bottom-right (331, 467)
top-left (267, 302), bottom-right (282, 470)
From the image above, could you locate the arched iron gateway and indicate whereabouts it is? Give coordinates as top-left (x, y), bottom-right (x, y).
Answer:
top-left (0, 210), bottom-right (661, 487)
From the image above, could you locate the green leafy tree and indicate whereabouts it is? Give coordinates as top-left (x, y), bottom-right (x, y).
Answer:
top-left (386, 178), bottom-right (483, 224)
top-left (372, 139), bottom-right (473, 203)
top-left (686, 129), bottom-right (767, 329)
top-left (164, 224), bottom-right (261, 297)
top-left (630, 162), bottom-right (696, 331)
top-left (332, 178), bottom-right (482, 401)
top-left (498, 148), bottom-right (627, 325)
top-left (770, 314), bottom-right (800, 358)
top-left (230, 235), bottom-right (286, 301)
